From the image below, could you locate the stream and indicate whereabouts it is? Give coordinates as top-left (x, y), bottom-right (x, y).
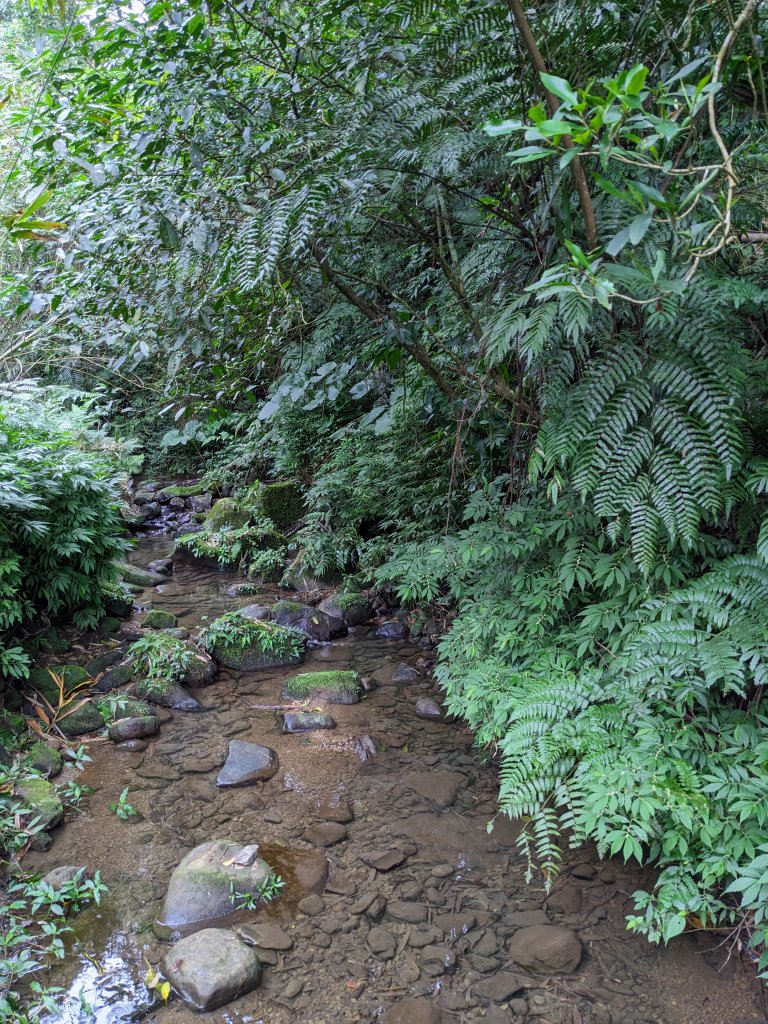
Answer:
top-left (24, 536), bottom-right (768, 1024)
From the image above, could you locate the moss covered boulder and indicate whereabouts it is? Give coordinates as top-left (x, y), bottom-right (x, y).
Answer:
top-left (204, 497), bottom-right (251, 532)
top-left (26, 741), bottom-right (63, 778)
top-left (97, 694), bottom-right (154, 722)
top-left (142, 609), bottom-right (179, 630)
top-left (157, 483), bottom-right (204, 500)
top-left (93, 660), bottom-right (134, 693)
top-left (58, 700), bottom-right (104, 737)
top-left (245, 480), bottom-right (304, 531)
top-left (159, 839), bottom-right (273, 929)
top-left (318, 592), bottom-right (372, 627)
top-left (272, 600), bottom-right (346, 642)
top-left (27, 665), bottom-right (91, 704)
top-left (282, 670), bottom-right (361, 705)
top-left (133, 679), bottom-right (200, 710)
top-left (112, 560), bottom-right (166, 588)
top-left (203, 611), bottom-right (305, 671)
top-left (16, 778), bottom-right (64, 831)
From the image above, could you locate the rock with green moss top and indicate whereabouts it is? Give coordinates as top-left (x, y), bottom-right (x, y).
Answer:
top-left (143, 609), bottom-right (179, 630)
top-left (97, 694), bottom-right (154, 722)
top-left (204, 613), bottom-right (305, 671)
top-left (93, 661), bottom-right (134, 693)
top-left (16, 778), bottom-right (64, 831)
top-left (97, 616), bottom-right (122, 637)
top-left (174, 533), bottom-right (239, 569)
top-left (108, 715), bottom-right (159, 742)
top-left (59, 701), bottom-right (104, 737)
top-left (112, 560), bottom-right (167, 588)
top-left (282, 670), bottom-right (361, 705)
top-left (272, 600), bottom-right (346, 642)
top-left (226, 583), bottom-right (265, 598)
top-left (27, 665), bottom-right (91, 703)
top-left (86, 648), bottom-right (126, 678)
top-left (244, 480), bottom-right (304, 531)
top-left (133, 678), bottom-right (201, 710)
top-left (204, 498), bottom-right (251, 533)
top-left (157, 483), bottom-right (204, 500)
top-left (318, 592), bottom-right (372, 627)
top-left (26, 741), bottom-right (63, 778)
top-left (280, 554), bottom-right (339, 592)
top-left (33, 627), bottom-right (71, 655)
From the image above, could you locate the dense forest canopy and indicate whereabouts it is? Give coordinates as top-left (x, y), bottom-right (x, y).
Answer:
top-left (3, 0), bottom-right (768, 1002)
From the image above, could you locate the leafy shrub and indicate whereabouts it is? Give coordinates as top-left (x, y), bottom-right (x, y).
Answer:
top-left (0, 384), bottom-right (128, 681)
top-left (126, 632), bottom-right (194, 695)
top-left (199, 610), bottom-right (303, 661)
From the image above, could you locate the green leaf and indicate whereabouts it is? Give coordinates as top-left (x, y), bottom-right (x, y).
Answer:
top-left (628, 210), bottom-right (652, 245)
top-left (158, 216), bottom-right (179, 249)
top-left (484, 118), bottom-right (525, 136)
top-left (540, 73), bottom-right (578, 108)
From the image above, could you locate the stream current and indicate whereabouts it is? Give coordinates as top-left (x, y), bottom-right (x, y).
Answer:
top-left (24, 536), bottom-right (768, 1024)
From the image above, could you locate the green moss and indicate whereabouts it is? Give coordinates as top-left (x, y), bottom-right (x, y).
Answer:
top-left (283, 670), bottom-right (359, 700)
top-left (158, 484), bottom-right (203, 498)
top-left (273, 599), bottom-right (304, 614)
top-left (204, 497), bottom-right (251, 532)
top-left (97, 616), bottom-right (121, 637)
top-left (16, 778), bottom-right (63, 830)
top-left (202, 611), bottom-right (304, 670)
top-left (58, 701), bottom-right (104, 737)
top-left (332, 593), bottom-right (369, 611)
top-left (112, 560), bottom-right (166, 587)
top-left (26, 741), bottom-right (63, 778)
top-left (97, 695), bottom-right (153, 722)
top-left (28, 665), bottom-right (91, 702)
top-left (244, 480), bottom-right (304, 531)
top-left (143, 609), bottom-right (179, 630)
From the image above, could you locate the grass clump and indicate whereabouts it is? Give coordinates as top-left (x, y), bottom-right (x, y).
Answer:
top-left (126, 632), bottom-right (194, 696)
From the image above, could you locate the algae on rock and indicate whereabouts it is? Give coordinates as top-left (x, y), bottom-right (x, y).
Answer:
top-left (282, 670), bottom-right (360, 704)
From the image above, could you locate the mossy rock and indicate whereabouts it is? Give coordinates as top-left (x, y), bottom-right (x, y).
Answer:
top-left (104, 594), bottom-right (133, 618)
top-left (244, 480), bottom-right (304, 531)
top-left (112, 560), bottom-right (166, 588)
top-left (15, 778), bottom-right (64, 831)
top-left (27, 665), bottom-right (91, 703)
top-left (97, 616), bottom-right (122, 637)
top-left (204, 498), bottom-right (251, 532)
top-left (97, 695), bottom-right (154, 723)
top-left (272, 600), bottom-right (346, 642)
top-left (143, 609), bottom-right (179, 630)
top-left (318, 592), bottom-right (372, 627)
top-left (58, 700), bottom-right (104, 738)
top-left (157, 483), bottom-right (204, 499)
top-left (174, 533), bottom-right (239, 569)
top-left (205, 615), bottom-right (305, 671)
top-left (93, 661), bottom-right (135, 693)
top-left (34, 627), bottom-right (71, 655)
top-left (282, 670), bottom-right (361, 705)
top-left (26, 741), bottom-right (63, 778)
top-left (85, 648), bottom-right (126, 677)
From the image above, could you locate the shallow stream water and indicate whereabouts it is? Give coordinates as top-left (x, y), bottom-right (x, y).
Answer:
top-left (25, 537), bottom-right (768, 1024)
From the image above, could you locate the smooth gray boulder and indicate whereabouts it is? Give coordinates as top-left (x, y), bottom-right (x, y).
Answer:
top-left (272, 600), bottom-right (346, 641)
top-left (162, 928), bottom-right (261, 1011)
top-left (159, 839), bottom-right (272, 929)
top-left (217, 741), bottom-right (279, 787)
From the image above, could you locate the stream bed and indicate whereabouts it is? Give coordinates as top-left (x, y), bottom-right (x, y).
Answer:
top-left (25, 537), bottom-right (768, 1024)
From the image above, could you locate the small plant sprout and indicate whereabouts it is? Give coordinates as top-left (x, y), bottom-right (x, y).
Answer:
top-left (228, 872), bottom-right (285, 910)
top-left (110, 787), bottom-right (137, 820)
top-left (144, 963), bottom-right (171, 1002)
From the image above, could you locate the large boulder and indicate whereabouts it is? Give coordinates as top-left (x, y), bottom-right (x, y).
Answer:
top-left (204, 612), bottom-right (304, 671)
top-left (272, 601), bottom-right (346, 641)
top-left (281, 670), bottom-right (360, 705)
top-left (506, 925), bottom-right (583, 974)
top-left (162, 928), bottom-right (262, 1011)
top-left (245, 480), bottom-right (304, 531)
top-left (58, 700), bottom-right (104, 737)
top-left (217, 742), bottom-right (279, 787)
top-left (111, 560), bottom-right (166, 588)
top-left (204, 497), bottom-right (251, 532)
top-left (159, 839), bottom-right (273, 929)
top-left (318, 592), bottom-right (372, 627)
top-left (142, 610), bottom-right (178, 630)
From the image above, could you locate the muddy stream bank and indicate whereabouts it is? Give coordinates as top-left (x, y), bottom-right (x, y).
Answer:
top-left (25, 537), bottom-right (767, 1024)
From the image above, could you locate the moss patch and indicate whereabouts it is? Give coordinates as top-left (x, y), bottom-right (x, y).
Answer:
top-left (16, 778), bottom-right (64, 830)
top-left (27, 665), bottom-right (91, 703)
top-left (204, 497), bottom-right (251, 532)
top-left (58, 701), bottom-right (104, 737)
top-left (97, 695), bottom-right (153, 722)
top-left (283, 670), bottom-right (360, 703)
top-left (143, 609), bottom-right (179, 630)
top-left (244, 480), bottom-right (304, 531)
top-left (26, 741), bottom-right (63, 778)
top-left (157, 484), bottom-right (203, 498)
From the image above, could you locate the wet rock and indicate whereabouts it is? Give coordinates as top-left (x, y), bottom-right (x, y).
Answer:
top-left (142, 609), bottom-right (178, 630)
top-left (42, 865), bottom-right (90, 889)
top-left (16, 778), bottom-right (63, 831)
top-left (117, 739), bottom-right (148, 752)
top-left (408, 926), bottom-right (444, 948)
top-left (367, 926), bottom-right (397, 960)
top-left (26, 742), bottom-right (62, 778)
top-left (282, 669), bottom-right (360, 705)
top-left (420, 945), bottom-right (456, 976)
top-left (235, 923), bottom-right (293, 950)
top-left (159, 839), bottom-right (273, 928)
top-left (239, 603), bottom-right (271, 621)
top-left (133, 489), bottom-right (156, 505)
top-left (506, 925), bottom-right (583, 974)
top-left (272, 600), bottom-right (346, 641)
top-left (263, 808), bottom-right (283, 824)
top-left (303, 822), bottom-right (347, 847)
top-left (297, 893), bottom-right (325, 916)
top-left (165, 627), bottom-right (191, 640)
top-left (207, 617), bottom-right (304, 671)
top-left (403, 771), bottom-right (467, 809)
top-left (392, 663), bottom-right (420, 683)
top-left (375, 620), bottom-right (408, 639)
top-left (217, 741), bottom-right (279, 787)
top-left (280, 711), bottom-right (337, 733)
top-left (59, 701), bottom-right (104, 737)
top-left (108, 715), bottom-right (159, 742)
top-left (85, 648), bottom-right (126, 677)
top-left (473, 973), bottom-right (526, 1002)
top-left (387, 901), bottom-right (428, 924)
top-left (381, 996), bottom-right (445, 1024)
top-left (139, 682), bottom-right (200, 711)
top-left (415, 698), bottom-right (443, 719)
top-left (318, 593), bottom-right (372, 626)
top-left (188, 493), bottom-right (212, 512)
top-left (162, 928), bottom-right (261, 1011)
top-left (283, 978), bottom-right (304, 999)
top-left (146, 557), bottom-right (173, 574)
top-left (571, 862), bottom-right (597, 880)
top-left (547, 885), bottom-right (582, 915)
top-left (504, 909), bottom-right (550, 928)
top-left (318, 795), bottom-right (353, 823)
top-left (112, 560), bottom-right (166, 587)
top-left (434, 911), bottom-right (477, 936)
top-left (104, 594), bottom-right (133, 618)
top-left (226, 584), bottom-right (266, 598)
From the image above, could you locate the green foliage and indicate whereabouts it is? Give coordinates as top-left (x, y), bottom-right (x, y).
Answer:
top-left (126, 632), bottom-right (194, 695)
top-left (0, 384), bottom-right (129, 680)
top-left (109, 786), bottom-right (137, 820)
top-left (228, 871), bottom-right (284, 910)
top-left (199, 611), bottom-right (303, 661)
top-left (176, 515), bottom-right (287, 573)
